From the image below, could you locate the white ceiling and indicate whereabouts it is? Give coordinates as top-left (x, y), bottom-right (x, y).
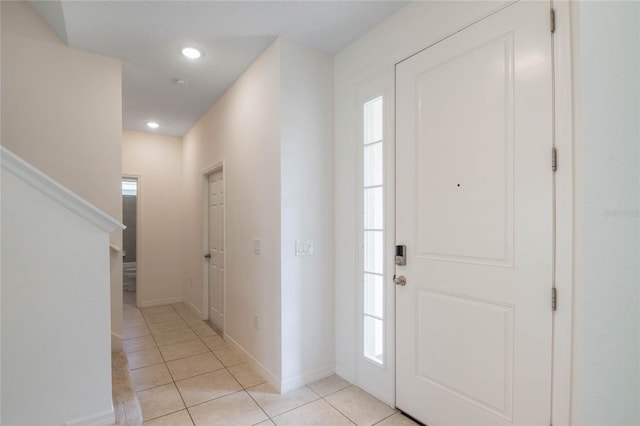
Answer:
top-left (29, 0), bottom-right (408, 137)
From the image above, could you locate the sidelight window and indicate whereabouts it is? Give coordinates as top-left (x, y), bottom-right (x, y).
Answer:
top-left (362, 96), bottom-right (384, 365)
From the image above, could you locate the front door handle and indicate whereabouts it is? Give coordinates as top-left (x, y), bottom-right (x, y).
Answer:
top-left (204, 253), bottom-right (211, 259)
top-left (394, 275), bottom-right (407, 286)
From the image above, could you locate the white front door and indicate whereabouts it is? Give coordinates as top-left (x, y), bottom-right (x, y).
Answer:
top-left (208, 170), bottom-right (225, 331)
top-left (395, 2), bottom-right (554, 424)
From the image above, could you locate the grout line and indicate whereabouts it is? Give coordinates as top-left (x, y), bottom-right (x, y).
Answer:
top-left (157, 343), bottom-right (209, 361)
top-left (143, 407), bottom-right (187, 423)
top-left (144, 383), bottom-right (188, 423)
top-left (122, 338), bottom-right (158, 354)
top-left (319, 393), bottom-right (358, 426)
top-left (311, 383), bottom-right (351, 399)
top-left (167, 364), bottom-right (227, 383)
top-left (138, 306), bottom-right (164, 354)
top-left (133, 377), bottom-right (174, 394)
top-left (266, 396), bottom-right (320, 421)
top-left (308, 385), bottom-right (321, 398)
top-left (243, 387), bottom-right (273, 423)
top-left (322, 386), bottom-right (364, 425)
top-left (371, 411), bottom-right (398, 425)
top-left (183, 388), bottom-right (246, 411)
top-left (128, 360), bottom-right (164, 371)
top-left (168, 304), bottom-right (200, 426)
top-left (122, 330), bottom-right (152, 340)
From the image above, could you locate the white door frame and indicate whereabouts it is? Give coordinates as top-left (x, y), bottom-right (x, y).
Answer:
top-left (354, 68), bottom-right (396, 406)
top-left (202, 162), bottom-right (226, 334)
top-left (549, 2), bottom-right (574, 424)
top-left (349, 1), bottom-right (574, 421)
top-left (122, 173), bottom-right (142, 308)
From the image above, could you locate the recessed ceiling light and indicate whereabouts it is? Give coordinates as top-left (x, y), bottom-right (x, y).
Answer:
top-left (146, 121), bottom-right (159, 129)
top-left (181, 47), bottom-right (202, 59)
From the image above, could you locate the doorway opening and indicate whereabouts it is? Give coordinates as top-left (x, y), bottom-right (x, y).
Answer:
top-left (122, 177), bottom-right (138, 307)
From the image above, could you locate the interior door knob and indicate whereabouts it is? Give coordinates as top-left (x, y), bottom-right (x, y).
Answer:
top-left (204, 253), bottom-right (211, 259)
top-left (394, 275), bottom-right (407, 286)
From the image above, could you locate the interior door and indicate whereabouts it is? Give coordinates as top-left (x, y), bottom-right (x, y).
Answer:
top-left (208, 170), bottom-right (224, 331)
top-left (395, 1), bottom-right (553, 424)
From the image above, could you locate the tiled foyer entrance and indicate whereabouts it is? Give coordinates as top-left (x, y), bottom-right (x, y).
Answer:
top-left (122, 302), bottom-right (418, 425)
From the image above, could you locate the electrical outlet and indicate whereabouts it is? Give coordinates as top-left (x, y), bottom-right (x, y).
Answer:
top-left (295, 240), bottom-right (314, 256)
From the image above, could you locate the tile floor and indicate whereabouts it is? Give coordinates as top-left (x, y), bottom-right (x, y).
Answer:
top-left (123, 302), bottom-right (419, 426)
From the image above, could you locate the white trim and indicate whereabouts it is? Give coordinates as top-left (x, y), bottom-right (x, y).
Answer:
top-left (202, 162), bottom-right (226, 332)
top-left (202, 162), bottom-right (223, 177)
top-left (111, 332), bottom-right (123, 353)
top-left (334, 364), bottom-right (355, 384)
top-left (354, 67), bottom-right (396, 406)
top-left (552, 1), bottom-right (574, 424)
top-left (109, 243), bottom-right (122, 252)
top-left (65, 410), bottom-right (115, 426)
top-left (137, 297), bottom-right (183, 308)
top-left (280, 365), bottom-right (336, 394)
top-left (224, 334), bottom-right (280, 391)
top-left (185, 297), bottom-right (205, 320)
top-left (1, 147), bottom-right (124, 233)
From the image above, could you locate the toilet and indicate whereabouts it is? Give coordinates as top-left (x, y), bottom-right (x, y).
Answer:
top-left (123, 262), bottom-right (136, 292)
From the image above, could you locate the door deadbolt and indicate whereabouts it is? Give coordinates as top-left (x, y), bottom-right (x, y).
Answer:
top-left (395, 245), bottom-right (407, 266)
top-left (394, 275), bottom-right (407, 286)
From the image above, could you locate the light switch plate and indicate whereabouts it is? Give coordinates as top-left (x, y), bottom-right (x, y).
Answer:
top-left (295, 240), bottom-right (314, 256)
top-left (253, 239), bottom-right (261, 255)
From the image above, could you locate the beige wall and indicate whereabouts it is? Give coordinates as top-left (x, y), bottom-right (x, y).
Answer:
top-left (571, 2), bottom-right (640, 423)
top-left (0, 1), bottom-right (123, 349)
top-left (122, 130), bottom-right (183, 307)
top-left (1, 1), bottom-right (122, 218)
top-left (182, 40), bottom-right (283, 382)
top-left (280, 41), bottom-right (335, 390)
top-left (181, 39), bottom-right (335, 390)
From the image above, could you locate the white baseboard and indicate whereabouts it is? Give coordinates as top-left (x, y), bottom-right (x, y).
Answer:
top-left (225, 335), bottom-right (335, 393)
top-left (184, 298), bottom-right (205, 320)
top-left (280, 365), bottom-right (335, 393)
top-left (138, 296), bottom-right (183, 308)
top-left (65, 409), bottom-right (115, 426)
top-left (335, 364), bottom-right (355, 385)
top-left (224, 335), bottom-right (281, 391)
top-left (111, 332), bottom-right (123, 352)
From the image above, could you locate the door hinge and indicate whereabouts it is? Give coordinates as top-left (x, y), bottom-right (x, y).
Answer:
top-left (550, 8), bottom-right (556, 33)
top-left (552, 147), bottom-right (558, 172)
top-left (552, 287), bottom-right (557, 311)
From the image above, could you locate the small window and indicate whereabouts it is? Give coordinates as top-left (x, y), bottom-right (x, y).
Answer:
top-left (122, 178), bottom-right (137, 196)
top-left (362, 96), bottom-right (384, 365)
